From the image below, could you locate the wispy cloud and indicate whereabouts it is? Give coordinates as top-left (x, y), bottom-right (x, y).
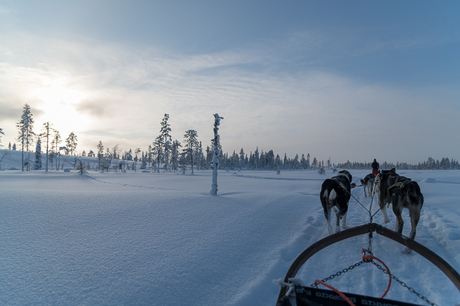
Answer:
top-left (1, 27), bottom-right (459, 163)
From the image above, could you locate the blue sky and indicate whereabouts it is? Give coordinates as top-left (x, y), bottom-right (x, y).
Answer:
top-left (1, 1), bottom-right (459, 164)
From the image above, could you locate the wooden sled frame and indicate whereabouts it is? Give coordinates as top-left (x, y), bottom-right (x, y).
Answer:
top-left (277, 223), bottom-right (460, 302)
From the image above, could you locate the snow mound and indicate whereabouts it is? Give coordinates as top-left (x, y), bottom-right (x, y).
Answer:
top-left (421, 178), bottom-right (437, 183)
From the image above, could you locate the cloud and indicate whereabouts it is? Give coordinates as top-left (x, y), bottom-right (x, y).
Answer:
top-left (0, 28), bottom-right (459, 164)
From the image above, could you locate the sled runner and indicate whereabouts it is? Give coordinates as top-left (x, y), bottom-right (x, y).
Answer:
top-left (276, 223), bottom-right (460, 306)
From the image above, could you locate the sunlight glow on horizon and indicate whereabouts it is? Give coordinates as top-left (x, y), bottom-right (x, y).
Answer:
top-left (33, 85), bottom-right (90, 140)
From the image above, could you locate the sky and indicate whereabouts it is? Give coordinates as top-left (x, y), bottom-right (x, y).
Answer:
top-left (0, 0), bottom-right (459, 165)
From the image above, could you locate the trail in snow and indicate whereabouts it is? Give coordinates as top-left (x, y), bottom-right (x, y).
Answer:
top-left (0, 151), bottom-right (459, 306)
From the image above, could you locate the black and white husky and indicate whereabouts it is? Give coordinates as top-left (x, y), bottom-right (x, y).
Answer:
top-left (360, 173), bottom-right (375, 197)
top-left (320, 170), bottom-right (353, 235)
top-left (374, 168), bottom-right (424, 253)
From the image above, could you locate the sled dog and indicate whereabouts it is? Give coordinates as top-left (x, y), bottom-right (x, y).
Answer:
top-left (320, 170), bottom-right (353, 234)
top-left (360, 173), bottom-right (375, 197)
top-left (374, 169), bottom-right (424, 253)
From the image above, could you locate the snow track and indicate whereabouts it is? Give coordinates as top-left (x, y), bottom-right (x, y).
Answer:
top-left (1, 169), bottom-right (460, 305)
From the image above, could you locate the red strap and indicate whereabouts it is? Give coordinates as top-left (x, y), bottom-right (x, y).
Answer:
top-left (362, 254), bottom-right (392, 298)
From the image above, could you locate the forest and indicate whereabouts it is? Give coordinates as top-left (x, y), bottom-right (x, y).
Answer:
top-left (2, 104), bottom-right (459, 172)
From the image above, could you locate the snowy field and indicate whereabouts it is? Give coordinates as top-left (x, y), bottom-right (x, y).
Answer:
top-left (1, 152), bottom-right (460, 305)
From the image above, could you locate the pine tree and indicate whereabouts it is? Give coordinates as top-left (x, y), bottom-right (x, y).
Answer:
top-left (312, 157), bottom-right (318, 169)
top-left (254, 147), bottom-right (259, 171)
top-left (197, 141), bottom-right (203, 170)
top-left (41, 122), bottom-right (53, 172)
top-left (153, 135), bottom-right (164, 173)
top-left (65, 132), bottom-right (78, 155)
top-left (34, 137), bottom-right (42, 170)
top-left (160, 114), bottom-right (172, 171)
top-left (112, 145), bottom-right (119, 160)
top-left (183, 129), bottom-right (199, 174)
top-left (141, 152), bottom-right (147, 170)
top-left (76, 158), bottom-right (87, 175)
top-left (171, 140), bottom-right (181, 171)
top-left (293, 154), bottom-right (299, 169)
top-left (267, 150), bottom-right (275, 169)
top-left (275, 154), bottom-right (281, 170)
top-left (97, 141), bottom-right (104, 170)
top-left (17, 104), bottom-right (35, 171)
top-left (51, 130), bottom-right (61, 170)
top-left (239, 148), bottom-right (245, 169)
top-left (178, 150), bottom-right (187, 174)
top-left (147, 145), bottom-right (153, 169)
top-left (300, 154), bottom-right (306, 169)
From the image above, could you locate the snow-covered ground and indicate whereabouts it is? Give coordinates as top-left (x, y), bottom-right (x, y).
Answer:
top-left (1, 150), bottom-right (460, 305)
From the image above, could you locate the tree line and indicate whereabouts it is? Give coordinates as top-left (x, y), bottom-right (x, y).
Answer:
top-left (336, 158), bottom-right (460, 171)
top-left (1, 104), bottom-right (459, 172)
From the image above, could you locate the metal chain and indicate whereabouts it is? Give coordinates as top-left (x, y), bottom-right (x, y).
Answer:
top-left (371, 260), bottom-right (438, 306)
top-left (310, 261), bottom-right (365, 287)
top-left (310, 258), bottom-right (438, 306)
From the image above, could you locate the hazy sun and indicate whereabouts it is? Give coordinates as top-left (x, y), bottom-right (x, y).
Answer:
top-left (34, 85), bottom-right (89, 138)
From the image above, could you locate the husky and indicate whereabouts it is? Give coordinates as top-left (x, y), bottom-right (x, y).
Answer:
top-left (374, 168), bottom-right (424, 253)
top-left (360, 173), bottom-right (375, 197)
top-left (320, 170), bottom-right (353, 234)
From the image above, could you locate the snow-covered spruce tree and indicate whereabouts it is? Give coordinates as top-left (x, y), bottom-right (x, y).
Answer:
top-left (41, 122), bottom-right (53, 172)
top-left (211, 113), bottom-right (223, 195)
top-left (239, 148), bottom-right (245, 169)
top-left (254, 147), bottom-right (259, 171)
top-left (197, 141), bottom-right (203, 170)
top-left (51, 130), bottom-right (61, 171)
top-left (65, 132), bottom-right (78, 156)
top-left (147, 145), bottom-right (153, 170)
top-left (34, 137), bottom-right (42, 170)
top-left (133, 148), bottom-right (141, 172)
top-left (97, 141), bottom-right (104, 170)
top-left (160, 114), bottom-right (172, 171)
top-left (178, 150), bottom-right (187, 174)
top-left (153, 135), bottom-right (164, 173)
top-left (100, 148), bottom-right (112, 172)
top-left (112, 145), bottom-right (119, 160)
top-left (140, 152), bottom-right (147, 170)
top-left (76, 158), bottom-right (87, 175)
top-left (17, 104), bottom-right (35, 171)
top-left (183, 129), bottom-right (199, 175)
top-left (170, 139), bottom-right (181, 172)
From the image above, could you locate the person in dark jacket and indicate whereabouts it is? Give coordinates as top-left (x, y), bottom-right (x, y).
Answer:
top-left (371, 159), bottom-right (379, 175)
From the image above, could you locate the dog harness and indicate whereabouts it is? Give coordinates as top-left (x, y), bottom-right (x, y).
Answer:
top-left (389, 179), bottom-right (411, 190)
top-left (385, 176), bottom-right (411, 208)
top-left (331, 176), bottom-right (348, 191)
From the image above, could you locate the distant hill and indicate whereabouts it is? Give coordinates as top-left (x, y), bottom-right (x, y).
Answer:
top-left (0, 149), bottom-right (99, 171)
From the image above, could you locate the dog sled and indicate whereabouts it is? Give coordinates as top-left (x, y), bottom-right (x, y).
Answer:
top-left (276, 223), bottom-right (460, 306)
